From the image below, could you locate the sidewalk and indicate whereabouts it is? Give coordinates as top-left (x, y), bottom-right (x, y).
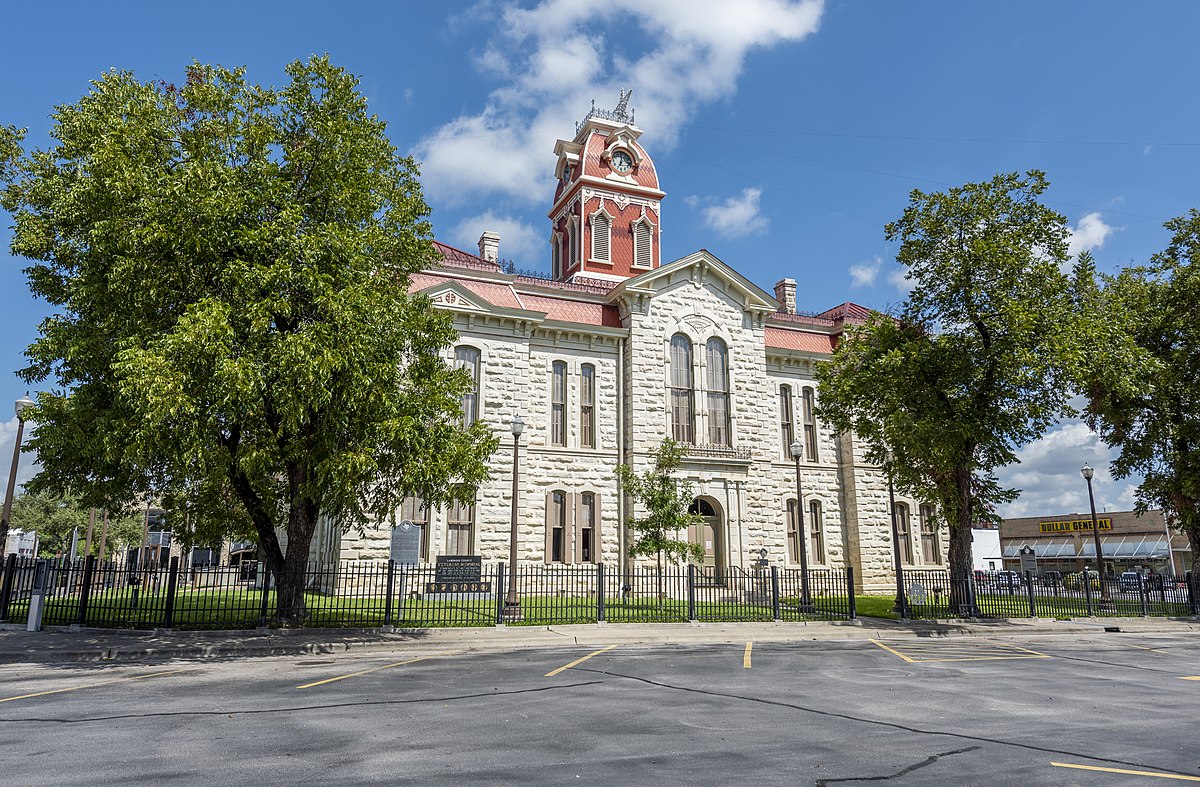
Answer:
top-left (1, 616), bottom-right (1197, 665)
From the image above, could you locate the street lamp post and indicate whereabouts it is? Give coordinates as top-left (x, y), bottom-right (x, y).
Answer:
top-left (0, 395), bottom-right (36, 557)
top-left (1081, 463), bottom-right (1113, 610)
top-left (789, 440), bottom-right (813, 612)
top-left (884, 449), bottom-right (909, 618)
top-left (502, 415), bottom-right (524, 621)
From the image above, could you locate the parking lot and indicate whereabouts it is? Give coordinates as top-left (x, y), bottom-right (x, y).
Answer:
top-left (1, 630), bottom-right (1198, 785)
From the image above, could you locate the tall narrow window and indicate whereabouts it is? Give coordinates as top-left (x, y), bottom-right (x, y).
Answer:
top-left (633, 219), bottom-right (653, 268)
top-left (591, 212), bottom-right (611, 263)
top-left (551, 361), bottom-right (567, 446)
top-left (548, 490), bottom-right (567, 563)
top-left (580, 364), bottom-right (596, 448)
top-left (786, 499), bottom-right (801, 564)
top-left (578, 492), bottom-right (596, 563)
top-left (779, 386), bottom-right (795, 459)
top-left (809, 500), bottom-right (825, 564)
top-left (447, 493), bottom-right (474, 556)
top-left (551, 231), bottom-right (562, 279)
top-left (920, 504), bottom-right (940, 564)
top-left (894, 502), bottom-right (913, 564)
top-left (568, 218), bottom-right (579, 269)
top-left (400, 495), bottom-right (429, 562)
top-left (705, 338), bottom-right (731, 445)
top-left (454, 346), bottom-right (480, 428)
top-left (669, 334), bottom-right (694, 443)
top-left (802, 386), bottom-right (819, 462)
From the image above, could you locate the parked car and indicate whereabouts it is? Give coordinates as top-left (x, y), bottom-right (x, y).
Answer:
top-left (1119, 571), bottom-right (1142, 592)
top-left (1064, 570), bottom-right (1100, 590)
top-left (996, 570), bottom-right (1023, 588)
top-left (1041, 571), bottom-right (1063, 586)
top-left (1147, 574), bottom-right (1177, 591)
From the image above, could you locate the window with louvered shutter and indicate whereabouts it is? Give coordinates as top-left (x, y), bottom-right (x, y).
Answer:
top-left (810, 499), bottom-right (825, 564)
top-left (802, 386), bottom-right (818, 462)
top-left (580, 364), bottom-right (595, 448)
top-left (779, 386), bottom-right (794, 459)
top-left (591, 213), bottom-right (610, 262)
top-left (551, 361), bottom-right (567, 446)
top-left (634, 220), bottom-right (652, 268)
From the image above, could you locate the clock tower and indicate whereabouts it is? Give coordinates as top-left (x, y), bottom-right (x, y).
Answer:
top-left (549, 91), bottom-right (665, 282)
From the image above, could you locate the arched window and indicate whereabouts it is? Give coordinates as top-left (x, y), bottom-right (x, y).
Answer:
top-left (454, 346), bottom-right (480, 428)
top-left (920, 504), bottom-right (939, 564)
top-left (547, 490), bottom-right (567, 563)
top-left (551, 230), bottom-right (562, 279)
top-left (705, 338), bottom-right (731, 446)
top-left (567, 217), bottom-right (579, 269)
top-left (809, 499), bottom-right (825, 564)
top-left (551, 361), bottom-right (567, 446)
top-left (580, 364), bottom-right (596, 448)
top-left (893, 502), bottom-right (913, 564)
top-left (577, 492), bottom-right (597, 563)
top-left (779, 385), bottom-right (795, 458)
top-left (633, 218), bottom-right (653, 268)
top-left (591, 211), bottom-right (611, 263)
top-left (669, 334), bottom-right (694, 443)
top-left (802, 386), bottom-right (819, 462)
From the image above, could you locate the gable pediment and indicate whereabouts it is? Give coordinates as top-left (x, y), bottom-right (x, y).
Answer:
top-left (420, 281), bottom-right (492, 313)
top-left (611, 250), bottom-right (778, 314)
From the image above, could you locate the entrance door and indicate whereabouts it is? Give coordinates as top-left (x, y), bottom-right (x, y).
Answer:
top-left (688, 497), bottom-right (725, 582)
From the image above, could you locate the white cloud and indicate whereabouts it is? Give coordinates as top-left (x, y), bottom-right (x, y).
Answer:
top-left (995, 418), bottom-right (1140, 519)
top-left (1067, 212), bottom-right (1117, 258)
top-left (0, 416), bottom-right (40, 500)
top-left (448, 211), bottom-right (544, 267)
top-left (697, 187), bottom-right (769, 238)
top-left (415, 0), bottom-right (824, 205)
top-left (849, 256), bottom-right (881, 288)
top-left (888, 267), bottom-right (911, 293)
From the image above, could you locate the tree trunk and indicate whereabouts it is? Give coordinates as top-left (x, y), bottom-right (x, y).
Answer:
top-left (947, 462), bottom-right (976, 615)
top-left (275, 466), bottom-right (319, 625)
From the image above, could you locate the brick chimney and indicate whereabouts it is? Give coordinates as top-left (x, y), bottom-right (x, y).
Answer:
top-left (478, 231), bottom-right (500, 263)
top-left (774, 278), bottom-right (797, 314)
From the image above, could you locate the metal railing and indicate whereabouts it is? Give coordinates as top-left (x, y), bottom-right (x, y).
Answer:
top-left (898, 566), bottom-right (1199, 620)
top-left (0, 555), bottom-right (855, 630)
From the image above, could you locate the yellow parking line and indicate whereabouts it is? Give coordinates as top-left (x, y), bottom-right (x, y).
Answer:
top-left (0, 670), bottom-right (178, 704)
top-left (743, 641), bottom-right (753, 669)
top-left (1118, 642), bottom-right (1169, 655)
top-left (1179, 676), bottom-right (1200, 681)
top-left (1052, 762), bottom-right (1200, 781)
top-left (870, 640), bottom-right (916, 663)
top-left (545, 645), bottom-right (618, 677)
top-left (296, 651), bottom-right (462, 689)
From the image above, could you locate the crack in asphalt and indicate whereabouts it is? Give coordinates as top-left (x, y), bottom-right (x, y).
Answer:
top-left (577, 667), bottom-right (1200, 780)
top-left (814, 746), bottom-right (980, 785)
top-left (0, 680), bottom-right (601, 724)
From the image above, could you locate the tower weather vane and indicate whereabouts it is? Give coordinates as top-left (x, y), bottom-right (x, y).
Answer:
top-left (613, 88), bottom-right (632, 119)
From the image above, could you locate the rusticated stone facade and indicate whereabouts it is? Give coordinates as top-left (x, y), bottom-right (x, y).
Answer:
top-left (334, 104), bottom-right (948, 593)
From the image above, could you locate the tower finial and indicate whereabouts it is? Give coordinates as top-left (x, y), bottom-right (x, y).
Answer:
top-left (614, 88), bottom-right (632, 120)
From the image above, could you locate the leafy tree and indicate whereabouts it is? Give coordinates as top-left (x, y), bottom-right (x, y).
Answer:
top-left (616, 439), bottom-right (705, 597)
top-left (8, 491), bottom-right (142, 559)
top-left (1084, 209), bottom-right (1200, 575)
top-left (0, 58), bottom-right (497, 622)
top-left (817, 171), bottom-right (1087, 598)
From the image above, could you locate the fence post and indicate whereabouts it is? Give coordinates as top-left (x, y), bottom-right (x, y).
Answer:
top-left (75, 555), bottom-right (96, 627)
top-left (1025, 571), bottom-right (1036, 617)
top-left (597, 563), bottom-right (606, 623)
top-left (258, 567), bottom-right (271, 627)
top-left (1083, 571), bottom-right (1094, 616)
top-left (1188, 572), bottom-right (1198, 617)
top-left (847, 566), bottom-right (857, 619)
top-left (1138, 574), bottom-right (1149, 617)
top-left (687, 563), bottom-right (696, 622)
top-left (384, 560), bottom-right (396, 627)
top-left (161, 557), bottom-right (179, 629)
top-left (495, 562), bottom-right (506, 625)
top-left (0, 553), bottom-right (16, 622)
top-left (769, 566), bottom-right (781, 620)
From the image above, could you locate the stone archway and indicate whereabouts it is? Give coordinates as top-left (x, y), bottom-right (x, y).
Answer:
top-left (689, 496), bottom-right (726, 581)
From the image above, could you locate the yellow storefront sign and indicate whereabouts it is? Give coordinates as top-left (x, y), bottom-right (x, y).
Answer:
top-left (1038, 518), bottom-right (1112, 534)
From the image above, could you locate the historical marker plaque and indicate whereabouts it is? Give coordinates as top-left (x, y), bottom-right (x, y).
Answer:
top-left (390, 520), bottom-right (421, 565)
top-left (427, 555), bottom-right (490, 594)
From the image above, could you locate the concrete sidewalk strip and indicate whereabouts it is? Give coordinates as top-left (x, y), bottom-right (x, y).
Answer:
top-left (0, 616), bottom-right (1196, 665)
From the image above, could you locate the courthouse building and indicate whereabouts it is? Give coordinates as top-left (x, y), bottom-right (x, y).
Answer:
top-left (335, 98), bottom-right (948, 591)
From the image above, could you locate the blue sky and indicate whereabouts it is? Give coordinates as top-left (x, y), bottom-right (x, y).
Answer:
top-left (2, 1), bottom-right (1198, 518)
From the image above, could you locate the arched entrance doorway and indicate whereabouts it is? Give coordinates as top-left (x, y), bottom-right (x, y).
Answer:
top-left (688, 496), bottom-right (725, 581)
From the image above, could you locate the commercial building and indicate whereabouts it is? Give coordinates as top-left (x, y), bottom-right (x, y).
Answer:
top-left (999, 509), bottom-right (1192, 577)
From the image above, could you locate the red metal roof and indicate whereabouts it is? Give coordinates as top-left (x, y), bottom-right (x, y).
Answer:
top-left (519, 293), bottom-right (622, 328)
top-left (764, 327), bottom-right (836, 354)
top-left (432, 240), bottom-right (502, 272)
top-left (815, 301), bottom-right (873, 324)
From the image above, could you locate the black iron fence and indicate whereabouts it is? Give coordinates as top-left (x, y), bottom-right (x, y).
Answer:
top-left (899, 565), bottom-right (1199, 620)
top-left (0, 554), bottom-right (854, 631)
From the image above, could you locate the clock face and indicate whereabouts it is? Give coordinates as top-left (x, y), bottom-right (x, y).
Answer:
top-left (611, 150), bottom-right (634, 173)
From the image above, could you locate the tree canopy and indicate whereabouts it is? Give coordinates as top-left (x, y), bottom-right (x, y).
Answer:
top-left (817, 171), bottom-right (1088, 584)
top-left (1084, 209), bottom-right (1200, 573)
top-left (616, 439), bottom-right (705, 573)
top-left (0, 57), bottom-right (497, 620)
top-left (8, 491), bottom-right (143, 559)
